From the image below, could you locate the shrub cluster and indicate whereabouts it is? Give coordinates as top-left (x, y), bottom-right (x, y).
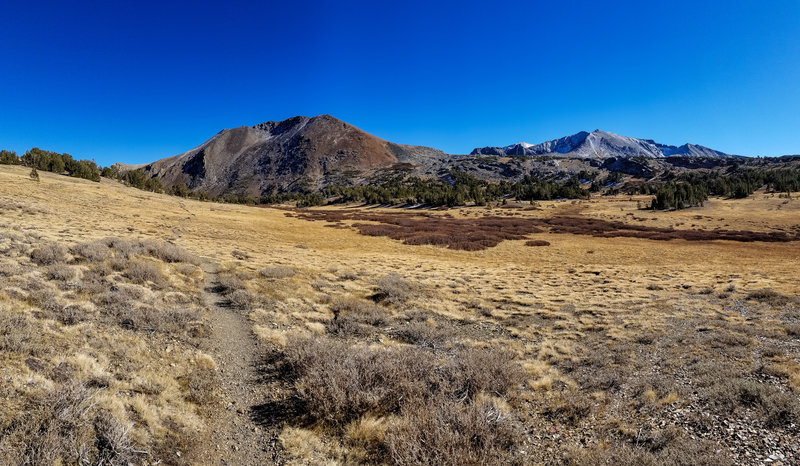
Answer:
top-left (280, 336), bottom-right (525, 464)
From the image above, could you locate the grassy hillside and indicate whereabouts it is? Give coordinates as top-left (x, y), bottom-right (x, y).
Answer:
top-left (1, 164), bottom-right (798, 464)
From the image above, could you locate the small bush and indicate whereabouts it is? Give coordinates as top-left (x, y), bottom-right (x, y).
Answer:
top-left (374, 274), bottom-right (419, 305)
top-left (228, 289), bottom-right (259, 309)
top-left (284, 337), bottom-right (439, 425)
top-left (392, 320), bottom-right (452, 349)
top-left (30, 243), bottom-right (68, 265)
top-left (216, 273), bottom-right (246, 294)
top-left (0, 382), bottom-right (145, 465)
top-left (327, 297), bottom-right (388, 337)
top-left (0, 312), bottom-right (41, 354)
top-left (142, 240), bottom-right (199, 264)
top-left (44, 265), bottom-right (77, 282)
top-left (442, 347), bottom-right (525, 399)
top-left (0, 261), bottom-right (22, 276)
top-left (385, 398), bottom-right (523, 465)
top-left (259, 266), bottom-right (296, 279)
top-left (124, 260), bottom-right (164, 286)
top-left (71, 240), bottom-right (111, 262)
top-left (746, 289), bottom-right (796, 307)
top-left (705, 378), bottom-right (800, 427)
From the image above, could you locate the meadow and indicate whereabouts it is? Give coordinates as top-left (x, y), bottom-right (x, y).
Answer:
top-left (0, 164), bottom-right (798, 465)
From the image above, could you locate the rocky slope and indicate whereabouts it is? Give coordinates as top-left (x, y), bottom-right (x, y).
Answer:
top-left (124, 118), bottom-right (747, 197)
top-left (130, 115), bottom-right (443, 198)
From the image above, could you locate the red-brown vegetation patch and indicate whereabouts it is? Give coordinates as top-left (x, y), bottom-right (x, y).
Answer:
top-left (525, 240), bottom-right (551, 247)
top-left (288, 210), bottom-right (800, 251)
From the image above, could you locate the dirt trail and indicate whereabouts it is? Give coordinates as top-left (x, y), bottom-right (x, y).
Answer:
top-left (199, 262), bottom-right (278, 465)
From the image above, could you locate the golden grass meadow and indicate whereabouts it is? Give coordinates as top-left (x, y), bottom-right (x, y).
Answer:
top-left (1, 164), bottom-right (798, 465)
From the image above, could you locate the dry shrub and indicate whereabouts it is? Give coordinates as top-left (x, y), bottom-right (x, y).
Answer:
top-left (704, 378), bottom-right (800, 427)
top-left (0, 383), bottom-right (146, 465)
top-left (141, 240), bottom-right (199, 264)
top-left (0, 312), bottom-right (42, 355)
top-left (179, 367), bottom-right (220, 406)
top-left (746, 289), bottom-right (797, 307)
top-left (44, 264), bottom-right (77, 282)
top-left (30, 242), bottom-right (68, 265)
top-left (124, 260), bottom-right (164, 286)
top-left (74, 237), bottom-right (199, 264)
top-left (71, 240), bottom-right (111, 262)
top-left (227, 288), bottom-right (259, 309)
top-left (567, 438), bottom-right (732, 466)
top-left (391, 320), bottom-right (453, 349)
top-left (385, 398), bottom-right (523, 466)
top-left (0, 261), bottom-right (22, 276)
top-left (327, 297), bottom-right (388, 337)
top-left (374, 274), bottom-right (420, 305)
top-left (442, 347), bottom-right (525, 399)
top-left (107, 304), bottom-right (198, 336)
top-left (542, 390), bottom-right (593, 425)
top-left (282, 336), bottom-right (524, 432)
top-left (259, 266), bottom-right (296, 279)
top-left (284, 337), bottom-right (438, 425)
top-left (216, 273), bottom-right (246, 294)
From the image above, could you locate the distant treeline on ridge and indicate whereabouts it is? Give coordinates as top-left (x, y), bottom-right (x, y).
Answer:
top-left (2, 148), bottom-right (799, 211)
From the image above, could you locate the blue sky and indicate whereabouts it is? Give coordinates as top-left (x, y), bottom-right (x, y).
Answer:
top-left (1, 0), bottom-right (799, 166)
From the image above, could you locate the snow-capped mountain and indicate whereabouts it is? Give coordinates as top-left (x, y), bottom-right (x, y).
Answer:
top-left (471, 130), bottom-right (736, 159)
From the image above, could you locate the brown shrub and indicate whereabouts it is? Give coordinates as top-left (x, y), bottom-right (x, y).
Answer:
top-left (704, 378), bottom-right (800, 427)
top-left (71, 240), bottom-right (111, 262)
top-left (327, 297), bottom-right (388, 337)
top-left (391, 320), bottom-right (453, 349)
top-left (441, 347), bottom-right (525, 399)
top-left (746, 289), bottom-right (797, 307)
top-left (385, 398), bottom-right (523, 466)
top-left (374, 274), bottom-right (419, 305)
top-left (290, 210), bottom-right (800, 250)
top-left (179, 367), bottom-right (220, 406)
top-left (141, 240), bottom-right (199, 264)
top-left (0, 382), bottom-right (146, 465)
top-left (258, 266), bottom-right (296, 279)
top-left (525, 239), bottom-right (550, 247)
top-left (567, 438), bottom-right (732, 466)
top-left (216, 273), bottom-right (246, 294)
top-left (0, 261), bottom-right (22, 276)
top-left (0, 312), bottom-right (43, 355)
top-left (124, 260), bottom-right (164, 286)
top-left (281, 336), bottom-right (524, 428)
top-left (227, 288), bottom-right (259, 309)
top-left (30, 243), bottom-right (68, 265)
top-left (284, 337), bottom-right (439, 425)
top-left (44, 264), bottom-right (77, 282)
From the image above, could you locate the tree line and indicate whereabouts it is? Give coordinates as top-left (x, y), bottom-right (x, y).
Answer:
top-left (0, 148), bottom-right (102, 182)
top-left (633, 167), bottom-right (800, 210)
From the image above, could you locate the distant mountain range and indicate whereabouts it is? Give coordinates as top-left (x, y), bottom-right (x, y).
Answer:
top-left (119, 115), bottom-right (753, 198)
top-left (471, 129), bottom-right (736, 159)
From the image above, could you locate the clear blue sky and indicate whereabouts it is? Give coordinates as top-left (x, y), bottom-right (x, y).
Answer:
top-left (2, 0), bottom-right (799, 166)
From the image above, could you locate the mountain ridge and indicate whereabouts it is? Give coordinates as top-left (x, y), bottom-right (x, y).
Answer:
top-left (471, 129), bottom-right (737, 159)
top-left (120, 115), bottom-right (750, 198)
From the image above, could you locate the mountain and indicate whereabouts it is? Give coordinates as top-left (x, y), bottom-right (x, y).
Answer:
top-left (123, 118), bottom-right (748, 199)
top-left (471, 129), bottom-right (735, 159)
top-left (129, 115), bottom-right (440, 198)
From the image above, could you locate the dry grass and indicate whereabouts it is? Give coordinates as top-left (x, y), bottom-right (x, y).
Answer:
top-left (2, 165), bottom-right (799, 464)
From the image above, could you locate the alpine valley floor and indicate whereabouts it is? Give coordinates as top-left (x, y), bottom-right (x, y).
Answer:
top-left (1, 164), bottom-right (799, 465)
